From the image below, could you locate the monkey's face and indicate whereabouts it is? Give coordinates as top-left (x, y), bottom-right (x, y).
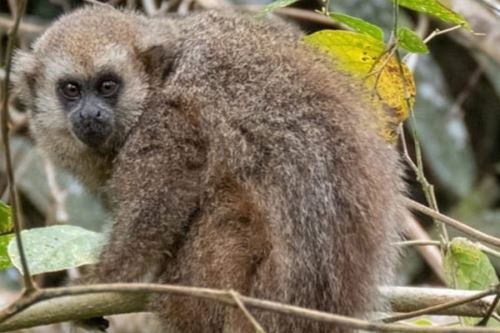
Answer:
top-left (13, 48), bottom-right (149, 159)
top-left (56, 71), bottom-right (121, 150)
top-left (11, 6), bottom-right (180, 191)
top-left (11, 7), bottom-right (152, 163)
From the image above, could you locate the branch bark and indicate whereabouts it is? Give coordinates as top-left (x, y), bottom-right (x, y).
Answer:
top-left (0, 285), bottom-right (498, 333)
top-left (0, 292), bottom-right (146, 332)
top-left (383, 286), bottom-right (495, 320)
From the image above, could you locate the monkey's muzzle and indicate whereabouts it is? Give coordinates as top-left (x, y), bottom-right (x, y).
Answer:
top-left (70, 104), bottom-right (113, 149)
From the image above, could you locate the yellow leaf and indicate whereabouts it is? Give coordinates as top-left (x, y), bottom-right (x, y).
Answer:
top-left (304, 30), bottom-right (416, 143)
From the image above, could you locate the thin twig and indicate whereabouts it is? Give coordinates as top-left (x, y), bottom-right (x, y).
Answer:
top-left (392, 0), bottom-right (450, 245)
top-left (477, 243), bottom-right (500, 259)
top-left (423, 25), bottom-right (463, 44)
top-left (477, 293), bottom-right (500, 326)
top-left (400, 64), bottom-right (450, 243)
top-left (405, 199), bottom-right (500, 248)
top-left (0, 0), bottom-right (35, 292)
top-left (400, 126), bottom-right (419, 175)
top-left (229, 289), bottom-right (267, 333)
top-left (82, 0), bottom-right (115, 8)
top-left (395, 239), bottom-right (500, 259)
top-left (404, 24), bottom-right (463, 66)
top-left (395, 240), bottom-right (441, 247)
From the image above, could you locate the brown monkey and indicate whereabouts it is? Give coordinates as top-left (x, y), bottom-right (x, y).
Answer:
top-left (12, 6), bottom-right (406, 332)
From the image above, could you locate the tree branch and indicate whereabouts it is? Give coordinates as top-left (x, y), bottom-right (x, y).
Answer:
top-left (1, 285), bottom-right (500, 333)
top-left (0, 292), bottom-right (146, 332)
top-left (381, 286), bottom-right (496, 323)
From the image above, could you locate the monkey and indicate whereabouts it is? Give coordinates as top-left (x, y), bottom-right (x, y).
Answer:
top-left (12, 5), bottom-right (407, 333)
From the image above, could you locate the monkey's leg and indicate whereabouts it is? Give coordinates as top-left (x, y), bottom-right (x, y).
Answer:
top-left (150, 176), bottom-right (273, 333)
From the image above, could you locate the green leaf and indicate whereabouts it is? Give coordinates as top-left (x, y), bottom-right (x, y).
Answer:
top-left (444, 237), bottom-right (498, 290)
top-left (256, 0), bottom-right (299, 18)
top-left (397, 27), bottom-right (429, 53)
top-left (0, 201), bottom-right (12, 234)
top-left (393, 0), bottom-right (471, 31)
top-left (330, 12), bottom-right (384, 41)
top-left (0, 234), bottom-right (14, 271)
top-left (444, 237), bottom-right (498, 325)
top-left (8, 225), bottom-right (105, 275)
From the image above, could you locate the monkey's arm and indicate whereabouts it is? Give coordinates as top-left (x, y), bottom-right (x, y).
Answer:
top-left (90, 102), bottom-right (206, 283)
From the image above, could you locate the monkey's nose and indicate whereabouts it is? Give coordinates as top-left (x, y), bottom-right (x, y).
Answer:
top-left (78, 109), bottom-right (110, 134)
top-left (80, 108), bottom-right (105, 123)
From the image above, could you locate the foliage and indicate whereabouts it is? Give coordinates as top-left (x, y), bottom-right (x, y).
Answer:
top-left (261, 0), bottom-right (469, 143)
top-left (8, 225), bottom-right (105, 275)
top-left (394, 0), bottom-right (471, 30)
top-left (0, 234), bottom-right (13, 271)
top-left (304, 30), bottom-right (415, 143)
top-left (0, 200), bottom-right (12, 234)
top-left (397, 27), bottom-right (428, 53)
top-left (444, 237), bottom-right (499, 324)
top-left (0, 201), bottom-right (13, 271)
top-left (329, 12), bottom-right (384, 41)
top-left (444, 238), bottom-right (498, 290)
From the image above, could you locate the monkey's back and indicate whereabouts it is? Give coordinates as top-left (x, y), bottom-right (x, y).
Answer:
top-left (110, 11), bottom-right (405, 333)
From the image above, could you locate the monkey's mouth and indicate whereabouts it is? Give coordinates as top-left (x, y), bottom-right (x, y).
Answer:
top-left (70, 111), bottom-right (113, 150)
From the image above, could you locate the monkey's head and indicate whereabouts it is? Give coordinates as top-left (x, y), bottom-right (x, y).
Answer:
top-left (12, 6), bottom-right (175, 188)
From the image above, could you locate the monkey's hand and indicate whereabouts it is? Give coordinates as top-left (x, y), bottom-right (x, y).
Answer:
top-left (74, 317), bottom-right (109, 332)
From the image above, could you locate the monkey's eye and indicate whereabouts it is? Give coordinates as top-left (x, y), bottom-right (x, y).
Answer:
top-left (60, 82), bottom-right (81, 100)
top-left (98, 80), bottom-right (119, 97)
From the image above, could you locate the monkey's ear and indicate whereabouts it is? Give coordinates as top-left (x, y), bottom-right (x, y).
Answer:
top-left (11, 50), bottom-right (39, 109)
top-left (140, 45), bottom-right (178, 83)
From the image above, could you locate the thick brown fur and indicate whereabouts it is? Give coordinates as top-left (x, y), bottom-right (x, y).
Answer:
top-left (12, 6), bottom-right (407, 333)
